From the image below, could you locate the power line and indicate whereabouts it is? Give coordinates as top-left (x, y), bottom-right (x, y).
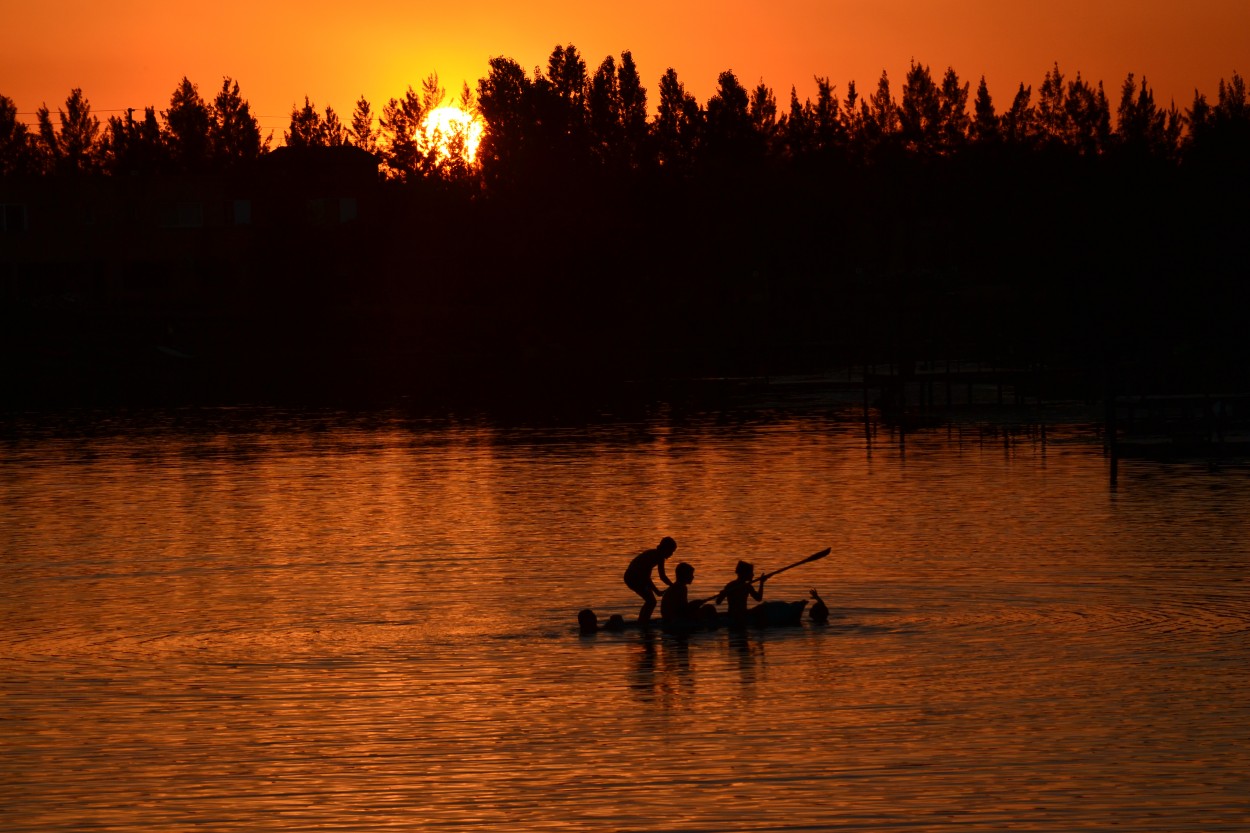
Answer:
top-left (16, 109), bottom-right (136, 115)
top-left (16, 110), bottom-right (293, 117)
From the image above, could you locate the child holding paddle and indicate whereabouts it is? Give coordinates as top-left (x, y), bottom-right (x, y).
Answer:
top-left (715, 560), bottom-right (766, 625)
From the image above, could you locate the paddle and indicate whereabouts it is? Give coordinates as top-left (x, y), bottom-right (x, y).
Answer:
top-left (751, 547), bottom-right (832, 584)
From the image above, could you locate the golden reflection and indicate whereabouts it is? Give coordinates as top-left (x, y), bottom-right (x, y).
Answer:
top-left (3, 413), bottom-right (1248, 830)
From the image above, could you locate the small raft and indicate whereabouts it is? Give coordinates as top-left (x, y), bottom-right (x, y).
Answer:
top-left (579, 600), bottom-right (808, 633)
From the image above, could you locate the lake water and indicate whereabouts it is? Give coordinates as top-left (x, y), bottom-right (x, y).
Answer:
top-left (2, 395), bottom-right (1248, 832)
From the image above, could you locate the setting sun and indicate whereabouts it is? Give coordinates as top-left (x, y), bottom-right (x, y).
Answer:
top-left (419, 105), bottom-right (484, 166)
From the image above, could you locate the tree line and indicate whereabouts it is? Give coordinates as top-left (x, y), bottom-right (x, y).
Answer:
top-left (4, 47), bottom-right (1249, 400)
top-left (2, 49), bottom-right (1247, 182)
top-left (0, 73), bottom-right (466, 179)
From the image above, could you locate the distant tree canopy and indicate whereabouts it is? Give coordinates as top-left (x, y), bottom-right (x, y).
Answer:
top-left (1, 56), bottom-right (1246, 184)
top-left (211, 78), bottom-right (266, 166)
top-left (36, 88), bottom-right (100, 176)
top-left (3, 49), bottom-right (1249, 397)
top-left (0, 94), bottom-right (37, 176)
top-left (285, 95), bottom-right (346, 149)
top-left (1, 77), bottom-right (271, 176)
top-left (377, 74), bottom-right (445, 181)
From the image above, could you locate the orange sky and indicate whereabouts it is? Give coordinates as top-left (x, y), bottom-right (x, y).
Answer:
top-left (4, 0), bottom-right (1247, 139)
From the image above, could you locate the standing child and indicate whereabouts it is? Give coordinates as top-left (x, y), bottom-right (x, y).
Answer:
top-left (624, 536), bottom-right (677, 624)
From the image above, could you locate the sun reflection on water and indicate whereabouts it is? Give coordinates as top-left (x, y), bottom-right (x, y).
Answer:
top-left (1, 408), bottom-right (1248, 831)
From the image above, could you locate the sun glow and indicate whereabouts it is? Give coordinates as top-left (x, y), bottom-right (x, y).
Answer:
top-left (419, 105), bottom-right (485, 166)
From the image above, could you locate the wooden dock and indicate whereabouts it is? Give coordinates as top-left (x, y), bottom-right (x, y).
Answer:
top-left (861, 361), bottom-right (1053, 414)
top-left (1109, 392), bottom-right (1250, 454)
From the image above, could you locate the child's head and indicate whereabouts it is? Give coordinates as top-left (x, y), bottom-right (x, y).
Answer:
top-left (577, 608), bottom-right (599, 633)
top-left (675, 562), bottom-right (695, 583)
top-left (735, 560), bottom-right (755, 580)
top-left (809, 588), bottom-right (829, 623)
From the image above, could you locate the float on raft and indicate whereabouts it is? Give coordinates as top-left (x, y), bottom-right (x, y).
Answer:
top-left (578, 599), bottom-right (828, 633)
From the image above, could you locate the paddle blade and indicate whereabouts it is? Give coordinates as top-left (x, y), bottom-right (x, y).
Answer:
top-left (755, 547), bottom-right (832, 582)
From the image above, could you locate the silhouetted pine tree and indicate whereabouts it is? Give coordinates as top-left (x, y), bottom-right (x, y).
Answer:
top-left (654, 67), bottom-right (702, 173)
top-left (1064, 74), bottom-right (1111, 155)
top-left (937, 67), bottom-right (971, 152)
top-left (541, 43), bottom-right (590, 174)
top-left (285, 96), bottom-right (346, 148)
top-left (210, 78), bottom-right (266, 166)
top-left (36, 88), bottom-right (100, 175)
top-left (1035, 63), bottom-right (1067, 148)
top-left (1186, 72), bottom-right (1248, 169)
top-left (899, 61), bottom-right (940, 153)
top-left (1001, 83), bottom-right (1035, 147)
top-left (163, 78), bottom-right (212, 173)
top-left (969, 77), bottom-right (999, 145)
top-left (0, 94), bottom-right (37, 176)
top-left (348, 96), bottom-right (379, 154)
top-left (840, 79), bottom-right (864, 155)
top-left (861, 70), bottom-right (900, 153)
top-left (379, 75), bottom-right (442, 180)
top-left (588, 54), bottom-right (623, 167)
top-left (102, 107), bottom-right (165, 175)
top-left (705, 69), bottom-right (757, 170)
top-left (1115, 74), bottom-right (1170, 160)
top-left (812, 77), bottom-right (844, 155)
top-left (782, 85), bottom-right (812, 159)
top-left (617, 51), bottom-right (648, 169)
top-left (476, 57), bottom-right (532, 188)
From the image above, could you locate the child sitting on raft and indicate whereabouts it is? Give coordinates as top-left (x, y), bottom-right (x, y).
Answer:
top-left (660, 562), bottom-right (715, 625)
top-left (715, 560), bottom-right (766, 626)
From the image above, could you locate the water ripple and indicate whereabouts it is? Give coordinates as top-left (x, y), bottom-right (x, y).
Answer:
top-left (2, 408), bottom-right (1249, 831)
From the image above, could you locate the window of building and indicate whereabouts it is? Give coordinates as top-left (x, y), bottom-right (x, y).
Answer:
top-left (160, 202), bottom-right (204, 228)
top-left (1, 204), bottom-right (28, 233)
